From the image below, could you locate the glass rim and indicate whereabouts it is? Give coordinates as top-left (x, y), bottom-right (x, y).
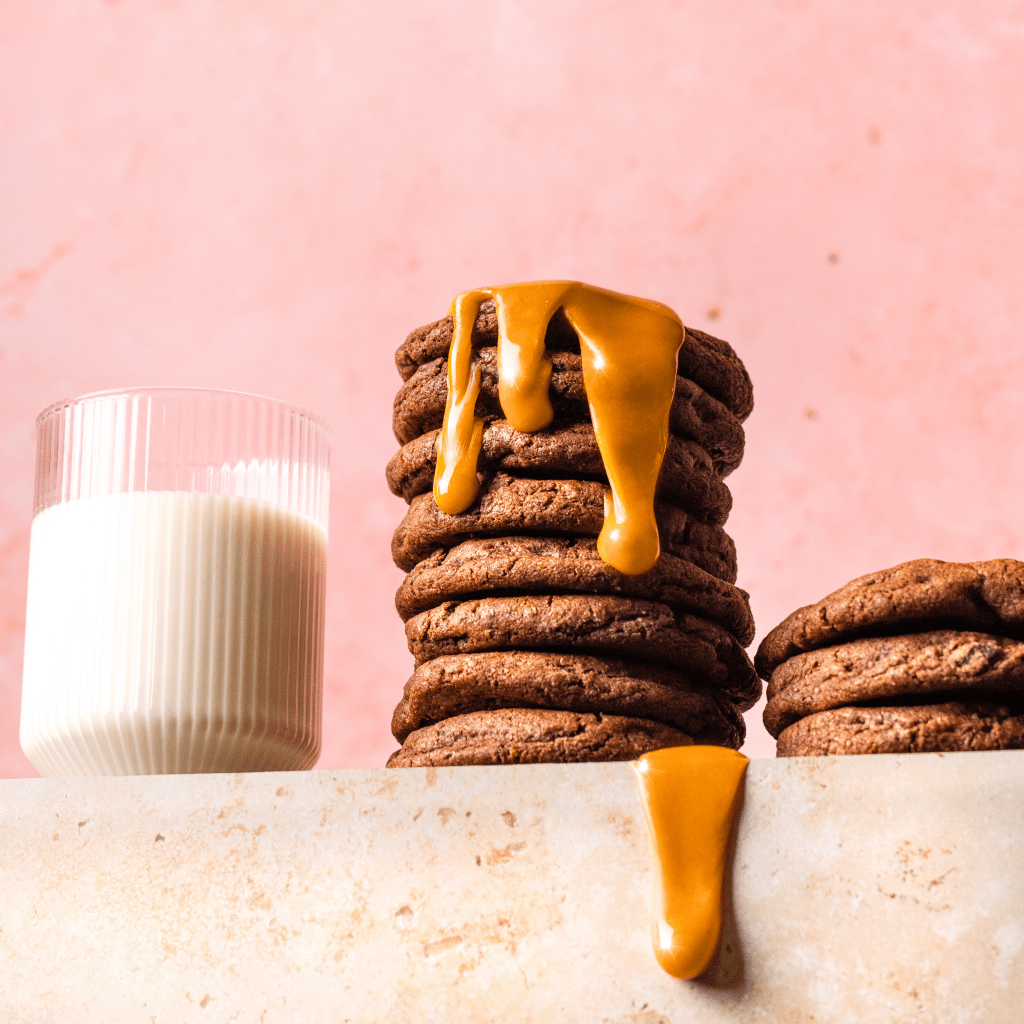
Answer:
top-left (35, 386), bottom-right (333, 440)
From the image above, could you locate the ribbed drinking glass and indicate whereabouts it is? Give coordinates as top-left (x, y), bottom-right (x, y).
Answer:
top-left (20, 388), bottom-right (331, 776)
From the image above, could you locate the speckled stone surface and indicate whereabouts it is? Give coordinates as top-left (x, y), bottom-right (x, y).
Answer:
top-left (2, 752), bottom-right (1023, 1022)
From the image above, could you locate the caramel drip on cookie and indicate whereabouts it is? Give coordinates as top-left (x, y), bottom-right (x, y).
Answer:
top-left (634, 746), bottom-right (748, 979)
top-left (432, 280), bottom-right (684, 575)
top-left (433, 289), bottom-right (488, 513)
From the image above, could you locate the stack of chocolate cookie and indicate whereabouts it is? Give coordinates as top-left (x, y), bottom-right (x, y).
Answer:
top-left (757, 558), bottom-right (1024, 756)
top-left (385, 300), bottom-right (760, 767)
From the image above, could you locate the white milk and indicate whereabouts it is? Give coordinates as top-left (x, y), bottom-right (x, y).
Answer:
top-left (20, 491), bottom-right (327, 776)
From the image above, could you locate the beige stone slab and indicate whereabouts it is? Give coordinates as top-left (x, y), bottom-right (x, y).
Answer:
top-left (1, 752), bottom-right (1023, 1022)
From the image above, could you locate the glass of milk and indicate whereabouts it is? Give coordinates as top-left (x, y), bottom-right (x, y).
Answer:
top-left (19, 388), bottom-right (331, 776)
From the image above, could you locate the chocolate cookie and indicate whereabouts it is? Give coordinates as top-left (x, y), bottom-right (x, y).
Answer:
top-left (395, 302), bottom-right (754, 422)
top-left (755, 559), bottom-right (1024, 679)
top-left (396, 302), bottom-right (579, 377)
top-left (392, 352), bottom-right (746, 477)
top-left (776, 701), bottom-right (1024, 757)
top-left (676, 327), bottom-right (754, 423)
top-left (391, 473), bottom-right (738, 581)
top-left (386, 707), bottom-right (693, 767)
top-left (403, 594), bottom-right (760, 708)
top-left (395, 536), bottom-right (755, 644)
top-left (386, 420), bottom-right (733, 524)
top-left (763, 631), bottom-right (1024, 737)
top-left (393, 350), bottom-right (584, 444)
top-left (390, 651), bottom-right (745, 746)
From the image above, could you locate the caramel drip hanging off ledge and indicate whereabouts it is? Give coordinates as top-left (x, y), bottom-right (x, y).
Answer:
top-left (432, 281), bottom-right (684, 575)
top-left (635, 746), bottom-right (748, 979)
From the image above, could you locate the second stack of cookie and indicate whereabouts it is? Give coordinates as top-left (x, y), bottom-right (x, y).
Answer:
top-left (757, 558), bottom-right (1024, 756)
top-left (386, 300), bottom-right (761, 767)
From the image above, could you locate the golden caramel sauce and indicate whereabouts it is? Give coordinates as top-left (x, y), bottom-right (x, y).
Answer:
top-left (634, 746), bottom-right (749, 979)
top-left (432, 281), bottom-right (684, 575)
top-left (433, 289), bottom-right (489, 513)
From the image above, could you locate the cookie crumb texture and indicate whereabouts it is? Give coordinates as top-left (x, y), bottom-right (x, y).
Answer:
top-left (761, 558), bottom-right (1024, 757)
top-left (386, 299), bottom-right (758, 767)
top-left (756, 558), bottom-right (1024, 678)
top-left (777, 702), bottom-right (1024, 756)
top-left (387, 708), bottom-right (693, 768)
top-left (391, 652), bottom-right (745, 747)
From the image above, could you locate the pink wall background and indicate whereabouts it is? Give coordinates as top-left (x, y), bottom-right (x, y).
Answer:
top-left (2, 1), bottom-right (1024, 775)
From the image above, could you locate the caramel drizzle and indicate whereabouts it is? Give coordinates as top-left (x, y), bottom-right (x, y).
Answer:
top-left (634, 746), bottom-right (748, 979)
top-left (433, 281), bottom-right (684, 575)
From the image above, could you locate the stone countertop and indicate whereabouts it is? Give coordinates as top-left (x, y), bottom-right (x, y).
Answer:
top-left (2, 751), bottom-right (1022, 1022)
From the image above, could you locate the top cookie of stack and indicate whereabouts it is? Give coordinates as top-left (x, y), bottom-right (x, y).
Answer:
top-left (386, 293), bottom-right (760, 767)
top-left (757, 558), bottom-right (1024, 756)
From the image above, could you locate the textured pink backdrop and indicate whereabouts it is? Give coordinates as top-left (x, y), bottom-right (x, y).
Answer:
top-left (2, 1), bottom-right (1024, 775)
